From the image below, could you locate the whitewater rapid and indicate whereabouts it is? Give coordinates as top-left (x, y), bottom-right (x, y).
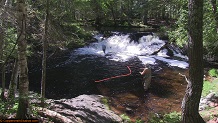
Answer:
top-left (70, 33), bottom-right (188, 69)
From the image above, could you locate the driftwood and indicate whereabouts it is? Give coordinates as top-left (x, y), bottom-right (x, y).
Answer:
top-left (36, 107), bottom-right (78, 123)
top-left (151, 42), bottom-right (174, 56)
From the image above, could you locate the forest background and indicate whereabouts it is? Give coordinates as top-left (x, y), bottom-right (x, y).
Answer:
top-left (0, 0), bottom-right (218, 122)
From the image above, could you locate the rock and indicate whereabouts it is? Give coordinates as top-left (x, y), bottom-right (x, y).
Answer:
top-left (48, 95), bottom-right (122, 123)
top-left (207, 118), bottom-right (218, 123)
top-left (125, 107), bottom-right (133, 114)
top-left (199, 104), bottom-right (207, 111)
top-left (200, 98), bottom-right (208, 104)
top-left (209, 102), bottom-right (216, 107)
top-left (205, 92), bottom-right (216, 101)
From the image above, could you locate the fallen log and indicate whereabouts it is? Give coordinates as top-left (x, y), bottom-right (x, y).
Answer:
top-left (36, 107), bottom-right (78, 123)
top-left (151, 42), bottom-right (174, 56)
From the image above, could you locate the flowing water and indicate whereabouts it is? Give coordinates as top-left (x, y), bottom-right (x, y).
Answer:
top-left (29, 32), bottom-right (189, 122)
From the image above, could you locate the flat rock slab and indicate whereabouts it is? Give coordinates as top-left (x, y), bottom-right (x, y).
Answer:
top-left (47, 95), bottom-right (122, 123)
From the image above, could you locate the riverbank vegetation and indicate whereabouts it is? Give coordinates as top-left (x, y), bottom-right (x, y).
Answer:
top-left (0, 0), bottom-right (218, 122)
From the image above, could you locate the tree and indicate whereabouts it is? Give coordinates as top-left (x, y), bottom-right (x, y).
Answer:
top-left (8, 58), bottom-right (19, 100)
top-left (181, 0), bottom-right (205, 123)
top-left (41, 0), bottom-right (49, 107)
top-left (0, 25), bottom-right (5, 100)
top-left (0, 0), bottom-right (6, 101)
top-left (16, 0), bottom-right (30, 119)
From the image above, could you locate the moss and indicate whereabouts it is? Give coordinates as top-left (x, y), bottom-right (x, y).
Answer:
top-left (100, 97), bottom-right (110, 110)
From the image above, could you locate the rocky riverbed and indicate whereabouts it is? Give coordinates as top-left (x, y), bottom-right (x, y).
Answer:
top-left (30, 92), bottom-right (218, 123)
top-left (199, 92), bottom-right (218, 123)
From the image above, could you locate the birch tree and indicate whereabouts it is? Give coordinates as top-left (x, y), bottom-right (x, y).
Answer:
top-left (16, 0), bottom-right (30, 119)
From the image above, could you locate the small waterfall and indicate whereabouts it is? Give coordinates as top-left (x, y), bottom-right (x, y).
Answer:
top-left (69, 33), bottom-right (188, 69)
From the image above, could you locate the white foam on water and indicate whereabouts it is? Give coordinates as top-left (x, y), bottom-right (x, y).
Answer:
top-left (138, 56), bottom-right (156, 65)
top-left (72, 34), bottom-right (189, 69)
top-left (154, 56), bottom-right (189, 69)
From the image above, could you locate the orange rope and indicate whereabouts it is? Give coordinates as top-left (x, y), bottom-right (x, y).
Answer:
top-left (95, 66), bottom-right (132, 82)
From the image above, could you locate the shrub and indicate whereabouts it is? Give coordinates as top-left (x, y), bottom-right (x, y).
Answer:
top-left (149, 112), bottom-right (181, 123)
top-left (120, 114), bottom-right (131, 122)
top-left (208, 69), bottom-right (218, 77)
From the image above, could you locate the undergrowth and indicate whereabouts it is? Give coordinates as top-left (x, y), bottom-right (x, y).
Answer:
top-left (149, 111), bottom-right (182, 123)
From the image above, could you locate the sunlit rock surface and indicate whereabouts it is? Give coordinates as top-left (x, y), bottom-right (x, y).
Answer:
top-left (47, 95), bottom-right (122, 123)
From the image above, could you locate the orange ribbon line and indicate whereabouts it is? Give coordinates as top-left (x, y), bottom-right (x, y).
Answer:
top-left (95, 66), bottom-right (132, 82)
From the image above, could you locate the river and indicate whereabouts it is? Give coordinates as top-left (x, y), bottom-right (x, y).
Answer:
top-left (29, 32), bottom-right (188, 122)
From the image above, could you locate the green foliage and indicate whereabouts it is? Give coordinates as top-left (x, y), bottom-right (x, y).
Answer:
top-left (120, 114), bottom-right (131, 122)
top-left (0, 98), bottom-right (19, 118)
top-left (168, 9), bottom-right (188, 47)
top-left (149, 112), bottom-right (181, 123)
top-left (202, 80), bottom-right (218, 97)
top-left (168, 0), bottom-right (218, 56)
top-left (135, 119), bottom-right (143, 123)
top-left (203, 1), bottom-right (218, 56)
top-left (100, 97), bottom-right (110, 110)
top-left (4, 27), bottom-right (18, 59)
top-left (208, 69), bottom-right (218, 77)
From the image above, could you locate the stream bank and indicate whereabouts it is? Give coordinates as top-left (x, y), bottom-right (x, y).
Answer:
top-left (10, 31), bottom-right (217, 122)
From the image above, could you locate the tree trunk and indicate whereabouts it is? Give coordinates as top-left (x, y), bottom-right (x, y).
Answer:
top-left (108, 4), bottom-right (117, 26)
top-left (4, 0), bottom-right (11, 7)
top-left (1, 64), bottom-right (5, 100)
top-left (92, 0), bottom-right (102, 26)
top-left (8, 59), bottom-right (19, 100)
top-left (143, 0), bottom-right (148, 25)
top-left (41, 0), bottom-right (49, 107)
top-left (127, 0), bottom-right (131, 26)
top-left (0, 20), bottom-right (6, 101)
top-left (181, 0), bottom-right (205, 123)
top-left (16, 0), bottom-right (30, 119)
top-left (0, 0), bottom-right (6, 5)
top-left (36, 107), bottom-right (75, 123)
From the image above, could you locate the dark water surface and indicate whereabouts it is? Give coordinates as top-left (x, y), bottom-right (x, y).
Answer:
top-left (27, 32), bottom-right (190, 122)
top-left (28, 53), bottom-right (187, 122)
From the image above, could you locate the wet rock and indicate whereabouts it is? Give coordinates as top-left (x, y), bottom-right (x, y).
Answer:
top-left (47, 95), bottom-right (122, 123)
top-left (125, 107), bottom-right (133, 114)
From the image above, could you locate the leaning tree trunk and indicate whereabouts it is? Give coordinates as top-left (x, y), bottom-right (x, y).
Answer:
top-left (181, 0), bottom-right (205, 123)
top-left (16, 0), bottom-right (30, 119)
top-left (8, 59), bottom-right (19, 100)
top-left (41, 0), bottom-right (49, 107)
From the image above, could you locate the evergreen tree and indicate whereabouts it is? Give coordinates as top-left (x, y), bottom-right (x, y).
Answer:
top-left (181, 0), bottom-right (205, 122)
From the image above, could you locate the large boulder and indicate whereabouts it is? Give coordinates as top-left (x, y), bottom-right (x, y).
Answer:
top-left (47, 95), bottom-right (122, 123)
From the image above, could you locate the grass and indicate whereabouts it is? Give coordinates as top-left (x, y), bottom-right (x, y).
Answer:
top-left (148, 111), bottom-right (182, 123)
top-left (202, 68), bottom-right (218, 97)
top-left (202, 80), bottom-right (218, 97)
